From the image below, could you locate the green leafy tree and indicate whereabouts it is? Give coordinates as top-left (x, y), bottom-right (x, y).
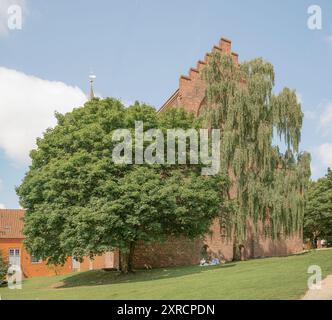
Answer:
top-left (304, 168), bottom-right (332, 246)
top-left (0, 250), bottom-right (8, 283)
top-left (17, 98), bottom-right (225, 273)
top-left (104, 167), bottom-right (224, 273)
top-left (201, 52), bottom-right (311, 258)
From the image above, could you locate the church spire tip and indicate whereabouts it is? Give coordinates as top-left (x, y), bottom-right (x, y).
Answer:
top-left (89, 73), bottom-right (96, 100)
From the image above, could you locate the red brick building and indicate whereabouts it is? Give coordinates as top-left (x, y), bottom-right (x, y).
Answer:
top-left (0, 209), bottom-right (119, 278)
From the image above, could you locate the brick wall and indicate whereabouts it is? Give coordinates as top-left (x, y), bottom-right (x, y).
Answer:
top-left (78, 251), bottom-right (119, 271)
top-left (133, 238), bottom-right (203, 268)
top-left (0, 238), bottom-right (72, 278)
top-left (159, 38), bottom-right (239, 116)
top-left (132, 218), bottom-right (303, 269)
top-left (0, 238), bottom-right (119, 278)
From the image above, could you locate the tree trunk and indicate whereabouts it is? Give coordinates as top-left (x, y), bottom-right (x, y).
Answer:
top-left (120, 242), bottom-right (135, 274)
top-left (232, 220), bottom-right (242, 261)
top-left (226, 179), bottom-right (241, 262)
top-left (128, 242), bottom-right (135, 272)
top-left (232, 232), bottom-right (241, 261)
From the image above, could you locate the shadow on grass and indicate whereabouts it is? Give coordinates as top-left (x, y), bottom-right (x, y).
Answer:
top-left (291, 250), bottom-right (311, 256)
top-left (57, 263), bottom-right (236, 289)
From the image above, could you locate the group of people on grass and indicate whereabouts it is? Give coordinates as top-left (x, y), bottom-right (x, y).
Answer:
top-left (199, 244), bottom-right (225, 267)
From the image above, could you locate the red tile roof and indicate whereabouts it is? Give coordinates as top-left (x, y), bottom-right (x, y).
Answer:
top-left (0, 209), bottom-right (25, 239)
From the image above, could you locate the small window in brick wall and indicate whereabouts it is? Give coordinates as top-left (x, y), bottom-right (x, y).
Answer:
top-left (30, 255), bottom-right (42, 264)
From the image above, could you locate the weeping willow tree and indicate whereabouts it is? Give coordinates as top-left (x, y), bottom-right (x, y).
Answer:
top-left (200, 52), bottom-right (311, 259)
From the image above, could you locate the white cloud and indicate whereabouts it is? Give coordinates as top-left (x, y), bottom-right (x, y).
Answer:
top-left (317, 143), bottom-right (332, 167)
top-left (0, 0), bottom-right (26, 36)
top-left (320, 103), bottom-right (332, 127)
top-left (0, 67), bottom-right (87, 165)
top-left (0, 203), bottom-right (5, 209)
top-left (0, 178), bottom-right (3, 191)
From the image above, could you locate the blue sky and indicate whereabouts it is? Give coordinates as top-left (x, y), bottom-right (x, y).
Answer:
top-left (0, 0), bottom-right (332, 208)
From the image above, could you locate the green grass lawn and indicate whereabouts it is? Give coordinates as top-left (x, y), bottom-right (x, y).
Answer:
top-left (1, 249), bottom-right (332, 300)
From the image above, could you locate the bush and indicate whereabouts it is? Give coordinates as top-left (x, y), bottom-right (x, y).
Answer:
top-left (0, 250), bottom-right (8, 284)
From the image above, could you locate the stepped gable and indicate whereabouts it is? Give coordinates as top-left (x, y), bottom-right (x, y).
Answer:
top-left (159, 37), bottom-right (239, 115)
